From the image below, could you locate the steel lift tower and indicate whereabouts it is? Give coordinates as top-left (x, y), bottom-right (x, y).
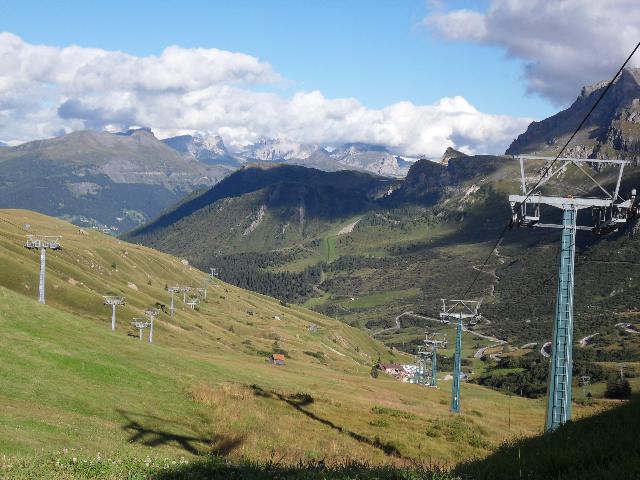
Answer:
top-left (509, 155), bottom-right (637, 432)
top-left (103, 296), bottom-right (125, 331)
top-left (131, 318), bottom-right (151, 341)
top-left (412, 348), bottom-right (430, 386)
top-left (168, 286), bottom-right (180, 319)
top-left (144, 308), bottom-right (159, 344)
top-left (424, 332), bottom-right (447, 387)
top-left (24, 235), bottom-right (61, 304)
top-left (440, 299), bottom-right (481, 413)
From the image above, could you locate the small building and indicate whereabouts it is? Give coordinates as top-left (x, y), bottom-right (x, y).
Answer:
top-left (378, 363), bottom-right (411, 382)
top-left (269, 353), bottom-right (286, 365)
top-left (379, 363), bottom-right (404, 375)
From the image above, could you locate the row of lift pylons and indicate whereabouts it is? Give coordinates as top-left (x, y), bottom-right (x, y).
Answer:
top-left (428, 155), bottom-right (638, 433)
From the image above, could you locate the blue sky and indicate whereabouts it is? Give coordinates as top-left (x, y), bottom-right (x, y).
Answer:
top-left (3, 0), bottom-right (634, 154)
top-left (0, 0), bottom-right (554, 119)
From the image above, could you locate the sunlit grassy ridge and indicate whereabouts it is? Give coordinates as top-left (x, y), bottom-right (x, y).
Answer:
top-left (0, 209), bottom-right (559, 477)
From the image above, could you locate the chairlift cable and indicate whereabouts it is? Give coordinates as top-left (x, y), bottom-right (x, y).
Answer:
top-left (460, 40), bottom-right (640, 299)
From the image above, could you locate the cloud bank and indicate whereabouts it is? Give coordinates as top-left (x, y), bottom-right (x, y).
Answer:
top-left (0, 32), bottom-right (530, 156)
top-left (424, 0), bottom-right (640, 105)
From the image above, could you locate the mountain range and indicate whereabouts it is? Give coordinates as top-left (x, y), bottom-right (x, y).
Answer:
top-left (161, 134), bottom-right (414, 178)
top-left (0, 128), bottom-right (230, 231)
top-left (2, 68), bottom-right (640, 236)
top-left (123, 69), bottom-right (640, 360)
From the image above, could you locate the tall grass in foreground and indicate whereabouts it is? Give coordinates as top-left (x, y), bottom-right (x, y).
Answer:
top-left (1, 454), bottom-right (457, 480)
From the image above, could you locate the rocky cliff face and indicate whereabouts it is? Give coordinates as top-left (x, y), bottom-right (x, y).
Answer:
top-left (507, 68), bottom-right (640, 159)
top-left (440, 147), bottom-right (468, 165)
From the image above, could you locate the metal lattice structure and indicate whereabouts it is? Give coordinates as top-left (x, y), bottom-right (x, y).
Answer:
top-left (103, 295), bottom-right (125, 331)
top-left (509, 155), bottom-right (637, 432)
top-left (440, 299), bottom-right (481, 413)
top-left (24, 235), bottom-right (61, 304)
top-left (411, 349), bottom-right (431, 386)
top-left (424, 332), bottom-right (447, 388)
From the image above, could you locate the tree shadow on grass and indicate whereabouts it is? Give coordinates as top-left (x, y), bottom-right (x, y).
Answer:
top-left (117, 410), bottom-right (243, 456)
top-left (249, 385), bottom-right (404, 458)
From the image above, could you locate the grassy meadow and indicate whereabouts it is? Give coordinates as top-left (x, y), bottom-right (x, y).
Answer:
top-left (0, 210), bottom-right (556, 471)
top-left (0, 209), bottom-right (635, 479)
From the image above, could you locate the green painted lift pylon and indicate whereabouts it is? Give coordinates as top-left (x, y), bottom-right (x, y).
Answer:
top-left (424, 332), bottom-right (446, 388)
top-left (440, 300), bottom-right (481, 414)
top-left (452, 318), bottom-right (462, 412)
top-left (546, 207), bottom-right (576, 430)
top-left (431, 342), bottom-right (437, 387)
top-left (509, 155), bottom-right (637, 432)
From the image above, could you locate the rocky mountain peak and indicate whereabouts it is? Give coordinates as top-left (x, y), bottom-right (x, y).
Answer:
top-left (506, 67), bottom-right (640, 159)
top-left (440, 147), bottom-right (468, 165)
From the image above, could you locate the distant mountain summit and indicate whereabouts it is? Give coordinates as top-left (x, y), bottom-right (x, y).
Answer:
top-left (0, 129), bottom-right (230, 231)
top-left (440, 147), bottom-right (468, 165)
top-left (507, 68), bottom-right (640, 159)
top-left (160, 135), bottom-right (411, 177)
top-left (328, 143), bottom-right (410, 177)
top-left (240, 137), bottom-right (319, 162)
top-left (162, 133), bottom-right (240, 167)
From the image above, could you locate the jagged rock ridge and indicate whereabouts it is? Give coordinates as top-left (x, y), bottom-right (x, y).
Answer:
top-left (507, 68), bottom-right (640, 159)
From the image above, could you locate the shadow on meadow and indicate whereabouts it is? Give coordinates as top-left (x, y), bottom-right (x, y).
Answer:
top-left (117, 410), bottom-right (244, 456)
top-left (147, 395), bottom-right (640, 480)
top-left (455, 395), bottom-right (640, 480)
top-left (249, 384), bottom-right (404, 458)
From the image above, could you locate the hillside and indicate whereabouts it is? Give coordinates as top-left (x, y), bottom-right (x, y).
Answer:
top-left (507, 67), bottom-right (640, 158)
top-left (126, 164), bottom-right (397, 251)
top-left (125, 150), bottom-right (640, 368)
top-left (0, 129), bottom-right (230, 232)
top-left (0, 209), bottom-right (554, 472)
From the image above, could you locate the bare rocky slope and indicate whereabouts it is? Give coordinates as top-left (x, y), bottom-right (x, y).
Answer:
top-left (507, 67), bottom-right (640, 159)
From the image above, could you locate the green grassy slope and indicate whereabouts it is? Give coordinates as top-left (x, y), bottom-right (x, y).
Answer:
top-left (0, 209), bottom-right (550, 472)
top-left (126, 156), bottom-right (640, 365)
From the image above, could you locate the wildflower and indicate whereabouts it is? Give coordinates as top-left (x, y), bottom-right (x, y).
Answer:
top-left (72, 457), bottom-right (77, 463)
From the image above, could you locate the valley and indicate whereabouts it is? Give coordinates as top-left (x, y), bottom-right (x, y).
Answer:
top-left (1, 14), bottom-right (640, 476)
top-left (0, 210), bottom-right (549, 471)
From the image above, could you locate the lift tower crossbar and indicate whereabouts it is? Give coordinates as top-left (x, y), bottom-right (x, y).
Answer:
top-left (24, 235), bottom-right (61, 304)
top-left (440, 299), bottom-right (481, 413)
top-left (509, 155), bottom-right (637, 432)
top-left (103, 296), bottom-right (125, 331)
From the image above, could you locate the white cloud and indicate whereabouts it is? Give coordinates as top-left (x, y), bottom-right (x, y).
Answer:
top-left (0, 32), bottom-right (530, 156)
top-left (423, 0), bottom-right (640, 105)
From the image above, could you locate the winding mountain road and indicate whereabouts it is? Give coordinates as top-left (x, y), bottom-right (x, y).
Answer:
top-left (579, 333), bottom-right (599, 347)
top-left (615, 322), bottom-right (639, 334)
top-left (540, 341), bottom-right (551, 358)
